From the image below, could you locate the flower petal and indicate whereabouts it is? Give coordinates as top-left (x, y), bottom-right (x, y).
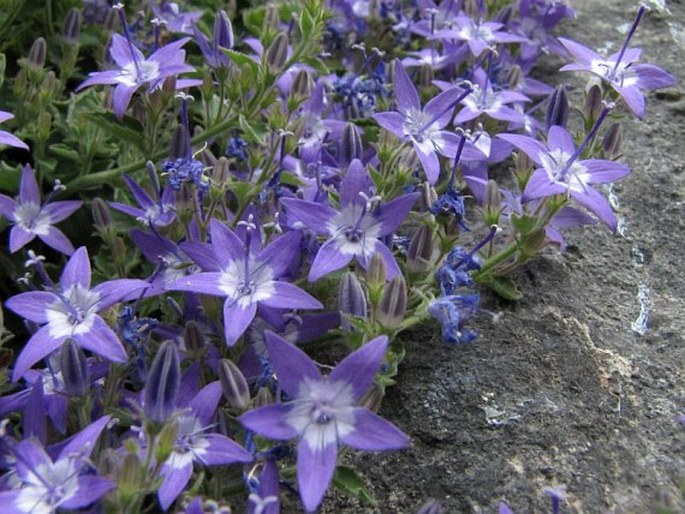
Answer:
top-left (340, 408), bottom-right (410, 450)
top-left (259, 281), bottom-right (322, 310)
top-left (393, 60), bottom-right (420, 114)
top-left (200, 434), bottom-right (253, 465)
top-left (19, 165), bottom-right (40, 204)
top-left (223, 299), bottom-right (257, 346)
top-left (297, 439), bottom-right (337, 513)
top-left (330, 335), bottom-right (388, 400)
top-left (74, 316), bottom-right (127, 363)
top-left (38, 227), bottom-right (76, 255)
top-left (280, 198), bottom-right (335, 234)
top-left (168, 272), bottom-right (225, 296)
top-left (8, 225), bottom-right (35, 253)
top-left (60, 247), bottom-right (91, 290)
top-left (158, 462), bottom-right (193, 510)
top-left (61, 475), bottom-right (114, 509)
top-left (264, 331), bottom-right (321, 398)
top-left (4, 291), bottom-right (57, 322)
top-left (340, 159), bottom-right (374, 208)
top-left (239, 403), bottom-right (299, 440)
top-left (12, 325), bottom-right (65, 381)
top-left (371, 111), bottom-right (406, 139)
top-left (308, 238), bottom-right (354, 282)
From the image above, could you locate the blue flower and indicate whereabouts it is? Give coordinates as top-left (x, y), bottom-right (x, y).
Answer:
top-left (428, 294), bottom-right (480, 345)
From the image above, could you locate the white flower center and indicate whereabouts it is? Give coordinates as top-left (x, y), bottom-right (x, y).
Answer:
top-left (219, 258), bottom-right (275, 308)
top-left (327, 204), bottom-right (382, 259)
top-left (46, 285), bottom-right (101, 338)
top-left (540, 149), bottom-right (589, 193)
top-left (15, 202), bottom-right (51, 235)
top-left (118, 59), bottom-right (161, 87)
top-left (16, 459), bottom-right (79, 514)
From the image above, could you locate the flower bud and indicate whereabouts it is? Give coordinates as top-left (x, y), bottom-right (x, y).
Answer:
top-left (377, 275), bottom-right (407, 328)
top-left (366, 253), bottom-right (386, 288)
top-left (546, 85), bottom-right (569, 130)
top-left (339, 123), bottom-right (363, 169)
top-left (183, 320), bottom-right (205, 358)
top-left (291, 68), bottom-right (313, 98)
top-left (358, 383), bottom-right (383, 413)
top-left (602, 122), bottom-right (623, 158)
top-left (104, 8), bottom-right (119, 32)
top-left (154, 419), bottom-right (180, 464)
top-left (118, 453), bottom-right (143, 499)
top-left (407, 224), bottom-right (435, 273)
top-left (62, 8), bottom-right (82, 45)
top-left (265, 32), bottom-right (289, 72)
top-left (211, 156), bottom-right (231, 186)
top-left (91, 197), bottom-right (114, 238)
top-left (584, 84), bottom-right (602, 122)
top-left (417, 500), bottom-right (443, 514)
top-left (143, 340), bottom-right (180, 423)
top-left (218, 358), bottom-right (250, 410)
top-left (418, 182), bottom-right (438, 212)
top-left (484, 179), bottom-right (502, 226)
top-left (508, 64), bottom-right (523, 91)
top-left (264, 3), bottom-right (281, 33)
top-left (513, 151), bottom-right (533, 190)
top-left (60, 339), bottom-right (88, 397)
top-left (338, 271), bottom-right (368, 332)
top-left (519, 227), bottom-right (547, 260)
top-left (255, 386), bottom-right (274, 408)
top-left (28, 37), bottom-right (47, 68)
top-left (419, 63), bottom-right (434, 89)
top-left (214, 10), bottom-right (234, 51)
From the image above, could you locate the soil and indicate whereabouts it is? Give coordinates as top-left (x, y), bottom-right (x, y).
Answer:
top-left (319, 1), bottom-right (685, 512)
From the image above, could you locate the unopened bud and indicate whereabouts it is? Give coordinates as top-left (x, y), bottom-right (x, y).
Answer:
top-left (211, 156), bottom-right (231, 185)
top-left (602, 122), bottom-right (623, 158)
top-left (104, 8), bottom-right (119, 32)
top-left (264, 4), bottom-right (281, 32)
top-left (183, 320), bottom-right (205, 357)
top-left (62, 8), bottom-right (82, 45)
top-left (91, 197), bottom-right (113, 236)
top-left (291, 68), bottom-right (313, 98)
top-left (407, 224), bottom-right (435, 273)
top-left (419, 63), bottom-right (434, 89)
top-left (513, 151), bottom-right (533, 190)
top-left (218, 359), bottom-right (250, 410)
top-left (508, 64), bottom-right (523, 91)
top-left (584, 84), bottom-right (602, 122)
top-left (418, 182), bottom-right (438, 212)
top-left (113, 236), bottom-right (127, 265)
top-left (265, 32), bottom-right (289, 71)
top-left (366, 253), bottom-right (387, 288)
top-left (154, 419), bottom-right (180, 463)
top-left (60, 339), bottom-right (88, 396)
top-left (377, 275), bottom-right (407, 328)
top-left (339, 123), bottom-right (363, 168)
top-left (118, 453), bottom-right (143, 498)
top-left (41, 71), bottom-right (58, 98)
top-left (358, 383), bottom-right (383, 413)
top-left (417, 500), bottom-right (443, 514)
top-left (546, 85), bottom-right (569, 130)
top-left (143, 340), bottom-right (180, 423)
top-left (28, 37), bottom-right (47, 68)
top-left (484, 179), bottom-right (502, 226)
top-left (338, 271), bottom-right (368, 332)
top-left (214, 10), bottom-right (234, 50)
top-left (162, 75), bottom-right (176, 97)
top-left (255, 386), bottom-right (274, 408)
top-left (519, 227), bottom-right (547, 259)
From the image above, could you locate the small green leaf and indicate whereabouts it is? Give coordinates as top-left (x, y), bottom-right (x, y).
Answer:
top-left (238, 114), bottom-right (268, 146)
top-left (300, 56), bottom-right (330, 74)
top-left (479, 274), bottom-right (522, 301)
top-left (84, 112), bottom-right (145, 152)
top-left (223, 49), bottom-right (259, 77)
top-left (299, 8), bottom-right (315, 38)
top-left (49, 143), bottom-right (82, 162)
top-left (333, 466), bottom-right (376, 505)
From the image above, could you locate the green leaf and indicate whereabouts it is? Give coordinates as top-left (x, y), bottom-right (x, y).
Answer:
top-left (222, 49), bottom-right (259, 77)
top-left (300, 56), bottom-right (330, 74)
top-left (299, 8), bottom-right (315, 39)
top-left (479, 274), bottom-right (522, 301)
top-left (49, 143), bottom-right (82, 162)
top-left (238, 114), bottom-right (268, 146)
top-left (333, 466), bottom-right (376, 505)
top-left (510, 213), bottom-right (539, 236)
top-left (83, 112), bottom-right (145, 152)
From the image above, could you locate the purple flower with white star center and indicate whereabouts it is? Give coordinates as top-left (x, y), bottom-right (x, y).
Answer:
top-left (372, 62), bottom-right (483, 184)
top-left (0, 165), bottom-right (81, 255)
top-left (146, 381), bottom-right (253, 510)
top-left (0, 416), bottom-right (113, 513)
top-left (239, 332), bottom-right (409, 513)
top-left (498, 125), bottom-right (630, 231)
top-left (280, 159), bottom-right (419, 281)
top-left (0, 111), bottom-right (28, 150)
top-left (168, 219), bottom-right (322, 346)
top-left (5, 247), bottom-right (149, 381)
top-left (76, 33), bottom-right (197, 118)
top-left (430, 14), bottom-right (526, 57)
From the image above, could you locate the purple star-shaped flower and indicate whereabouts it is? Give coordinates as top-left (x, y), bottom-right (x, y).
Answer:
top-left (109, 174), bottom-right (176, 227)
top-left (372, 61), bottom-right (481, 184)
top-left (0, 111), bottom-right (28, 150)
top-left (168, 219), bottom-right (322, 346)
top-left (498, 125), bottom-right (630, 231)
top-left (145, 381), bottom-right (253, 510)
top-left (0, 416), bottom-right (114, 513)
top-left (430, 14), bottom-right (526, 57)
top-left (0, 165), bottom-right (81, 255)
top-left (5, 247), bottom-right (149, 381)
top-left (76, 33), bottom-right (197, 118)
top-left (239, 332), bottom-right (409, 513)
top-left (281, 159), bottom-right (418, 281)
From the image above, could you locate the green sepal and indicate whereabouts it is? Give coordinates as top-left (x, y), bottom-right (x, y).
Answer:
top-left (333, 465), bottom-right (377, 506)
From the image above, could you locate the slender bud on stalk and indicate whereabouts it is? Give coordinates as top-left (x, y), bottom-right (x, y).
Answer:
top-left (484, 179), bottom-right (502, 226)
top-left (62, 8), bottom-right (82, 45)
top-left (546, 85), bottom-right (569, 130)
top-left (118, 453), bottom-right (143, 499)
top-left (407, 224), bottom-right (435, 273)
top-left (418, 182), bottom-right (438, 212)
top-left (264, 4), bottom-right (281, 33)
top-left (265, 32), bottom-right (289, 72)
top-left (338, 271), bottom-right (368, 332)
top-left (417, 500), bottom-right (444, 514)
top-left (339, 123), bottom-right (363, 169)
top-left (28, 37), bottom-right (47, 69)
top-left (219, 359), bottom-right (250, 410)
top-left (419, 63), bottom-right (434, 89)
top-left (255, 386), bottom-right (274, 408)
top-left (155, 419), bottom-right (180, 463)
top-left (104, 8), bottom-right (119, 32)
top-left (291, 68), bottom-right (313, 98)
top-left (214, 10), bottom-right (234, 50)
top-left (183, 320), bottom-right (205, 357)
top-left (112, 236), bottom-right (127, 267)
top-left (602, 122), bottom-right (623, 158)
top-left (584, 85), bottom-right (602, 122)
top-left (358, 383), bottom-right (383, 413)
top-left (508, 64), bottom-right (523, 90)
top-left (92, 197), bottom-right (114, 239)
top-left (60, 339), bottom-right (88, 397)
top-left (377, 275), bottom-right (407, 328)
top-left (366, 253), bottom-right (386, 289)
top-left (513, 151), bottom-right (533, 191)
top-left (144, 340), bottom-right (180, 423)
